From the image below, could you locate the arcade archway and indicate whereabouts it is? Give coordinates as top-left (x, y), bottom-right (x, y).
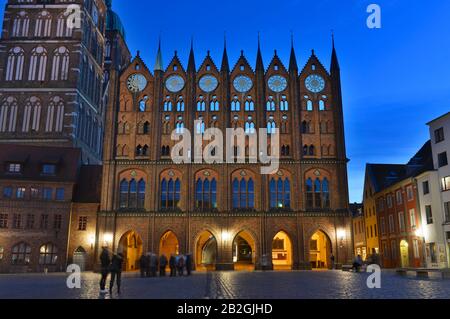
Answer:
top-left (118, 231), bottom-right (143, 272)
top-left (195, 230), bottom-right (217, 271)
top-left (310, 230), bottom-right (332, 270)
top-left (159, 231), bottom-right (179, 258)
top-left (272, 231), bottom-right (293, 270)
top-left (233, 231), bottom-right (256, 271)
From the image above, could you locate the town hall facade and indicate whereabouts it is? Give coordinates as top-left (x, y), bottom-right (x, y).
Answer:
top-left (0, 0), bottom-right (352, 272)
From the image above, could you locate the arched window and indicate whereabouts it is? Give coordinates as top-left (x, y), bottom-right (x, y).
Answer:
top-left (176, 121), bottom-right (184, 134)
top-left (210, 98), bottom-right (219, 112)
top-left (0, 97), bottom-right (18, 132)
top-left (195, 178), bottom-right (218, 210)
top-left (12, 11), bottom-right (30, 37)
top-left (266, 98), bottom-right (276, 111)
top-left (196, 120), bottom-right (206, 134)
top-left (39, 243), bottom-right (58, 265)
top-left (160, 178), bottom-right (181, 210)
top-left (280, 96), bottom-right (289, 111)
top-left (270, 177), bottom-right (291, 209)
top-left (139, 99), bottom-right (146, 112)
top-left (51, 47), bottom-right (70, 81)
top-left (197, 96), bottom-right (206, 112)
top-left (35, 11), bottom-right (52, 37)
top-left (302, 121), bottom-right (309, 134)
top-left (245, 121), bottom-right (255, 134)
top-left (232, 178), bottom-right (255, 209)
top-left (56, 11), bottom-right (73, 37)
top-left (143, 121), bottom-right (150, 134)
top-left (161, 145), bottom-right (170, 157)
top-left (281, 145), bottom-right (290, 157)
top-left (164, 97), bottom-right (172, 112)
top-left (303, 145), bottom-right (309, 156)
top-left (22, 97), bottom-right (41, 132)
top-left (309, 145), bottom-right (315, 156)
top-left (5, 47), bottom-right (25, 81)
top-left (11, 242), bottom-right (31, 265)
top-left (319, 100), bottom-right (326, 111)
top-left (245, 98), bottom-right (255, 112)
top-left (306, 100), bottom-right (313, 111)
top-left (231, 97), bottom-right (241, 112)
top-left (305, 176), bottom-right (331, 209)
top-left (267, 121), bottom-right (276, 135)
top-left (28, 46), bottom-right (47, 81)
top-left (177, 97), bottom-right (185, 112)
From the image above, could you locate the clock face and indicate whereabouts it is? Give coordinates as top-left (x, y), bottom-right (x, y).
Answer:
top-left (127, 74), bottom-right (147, 93)
top-left (233, 75), bottom-right (253, 93)
top-left (268, 75), bottom-right (288, 93)
top-left (166, 75), bottom-right (185, 93)
top-left (199, 75), bottom-right (219, 93)
top-left (305, 74), bottom-right (325, 93)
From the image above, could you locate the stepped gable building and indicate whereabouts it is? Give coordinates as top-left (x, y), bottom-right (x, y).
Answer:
top-left (96, 36), bottom-right (352, 271)
top-left (0, 0), bottom-right (110, 164)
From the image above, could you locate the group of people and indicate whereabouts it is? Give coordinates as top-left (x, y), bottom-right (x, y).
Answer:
top-left (99, 247), bottom-right (124, 295)
top-left (139, 253), bottom-right (193, 277)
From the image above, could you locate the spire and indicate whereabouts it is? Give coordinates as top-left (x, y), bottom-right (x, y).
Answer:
top-left (330, 31), bottom-right (340, 73)
top-left (255, 32), bottom-right (264, 72)
top-left (187, 37), bottom-right (196, 73)
top-left (289, 32), bottom-right (298, 72)
top-left (221, 33), bottom-right (230, 72)
top-left (154, 36), bottom-right (163, 71)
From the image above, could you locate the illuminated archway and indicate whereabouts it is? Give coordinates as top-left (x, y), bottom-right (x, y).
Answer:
top-left (233, 230), bottom-right (256, 271)
top-left (159, 231), bottom-right (179, 258)
top-left (272, 231), bottom-right (293, 270)
top-left (195, 230), bottom-right (217, 271)
top-left (310, 230), bottom-right (332, 270)
top-left (118, 231), bottom-right (143, 272)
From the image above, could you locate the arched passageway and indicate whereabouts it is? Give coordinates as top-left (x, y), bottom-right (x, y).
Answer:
top-left (310, 231), bottom-right (332, 270)
top-left (272, 231), bottom-right (293, 270)
top-left (195, 230), bottom-right (217, 271)
top-left (118, 231), bottom-right (143, 271)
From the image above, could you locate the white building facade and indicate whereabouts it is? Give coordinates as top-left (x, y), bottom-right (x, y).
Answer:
top-left (417, 112), bottom-right (450, 269)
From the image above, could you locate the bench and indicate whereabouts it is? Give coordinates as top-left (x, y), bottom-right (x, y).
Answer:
top-left (396, 268), bottom-right (450, 279)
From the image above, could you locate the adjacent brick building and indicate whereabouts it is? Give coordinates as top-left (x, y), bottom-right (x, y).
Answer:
top-left (364, 142), bottom-right (433, 268)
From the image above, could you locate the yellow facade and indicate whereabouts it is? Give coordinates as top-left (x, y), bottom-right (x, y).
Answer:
top-left (363, 177), bottom-right (380, 256)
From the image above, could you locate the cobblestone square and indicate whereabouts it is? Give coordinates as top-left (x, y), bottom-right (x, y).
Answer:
top-left (0, 271), bottom-right (449, 299)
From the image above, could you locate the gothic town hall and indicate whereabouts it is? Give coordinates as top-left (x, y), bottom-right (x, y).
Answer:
top-left (0, 0), bottom-right (352, 273)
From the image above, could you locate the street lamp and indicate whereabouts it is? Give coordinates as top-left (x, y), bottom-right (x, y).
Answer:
top-left (88, 234), bottom-right (96, 250)
top-left (103, 233), bottom-right (113, 247)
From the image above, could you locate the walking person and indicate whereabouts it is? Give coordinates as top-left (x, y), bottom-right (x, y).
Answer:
top-left (185, 254), bottom-right (192, 276)
top-left (169, 254), bottom-right (176, 277)
top-left (99, 247), bottom-right (110, 293)
top-left (139, 254), bottom-right (147, 278)
top-left (159, 254), bottom-right (168, 277)
top-left (177, 254), bottom-right (185, 277)
top-left (110, 253), bottom-right (124, 295)
top-left (145, 253), bottom-right (151, 277)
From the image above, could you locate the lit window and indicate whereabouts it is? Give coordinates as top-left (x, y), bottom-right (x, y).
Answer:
top-left (7, 163), bottom-right (21, 173)
top-left (42, 164), bottom-right (56, 175)
top-left (56, 188), bottom-right (65, 201)
top-left (43, 188), bottom-right (53, 200)
top-left (16, 187), bottom-right (26, 199)
top-left (39, 243), bottom-right (58, 265)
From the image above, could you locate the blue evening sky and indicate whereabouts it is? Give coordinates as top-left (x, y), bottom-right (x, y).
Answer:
top-left (2, 0), bottom-right (450, 203)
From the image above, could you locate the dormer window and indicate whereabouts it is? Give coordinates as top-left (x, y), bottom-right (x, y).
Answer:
top-left (274, 65), bottom-right (279, 71)
top-left (7, 163), bottom-right (22, 174)
top-left (240, 65), bottom-right (245, 71)
top-left (135, 64), bottom-right (140, 70)
top-left (42, 164), bottom-right (56, 175)
top-left (312, 64), bottom-right (316, 71)
top-left (173, 65), bottom-right (178, 71)
top-left (206, 65), bottom-right (211, 71)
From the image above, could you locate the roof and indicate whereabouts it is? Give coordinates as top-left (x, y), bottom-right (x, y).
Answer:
top-left (73, 165), bottom-right (103, 203)
top-left (0, 144), bottom-right (81, 183)
top-left (366, 141), bottom-right (433, 194)
top-left (427, 112), bottom-right (450, 126)
top-left (106, 1), bottom-right (126, 40)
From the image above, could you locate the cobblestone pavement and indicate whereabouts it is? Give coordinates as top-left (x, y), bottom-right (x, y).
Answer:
top-left (0, 270), bottom-right (449, 299)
